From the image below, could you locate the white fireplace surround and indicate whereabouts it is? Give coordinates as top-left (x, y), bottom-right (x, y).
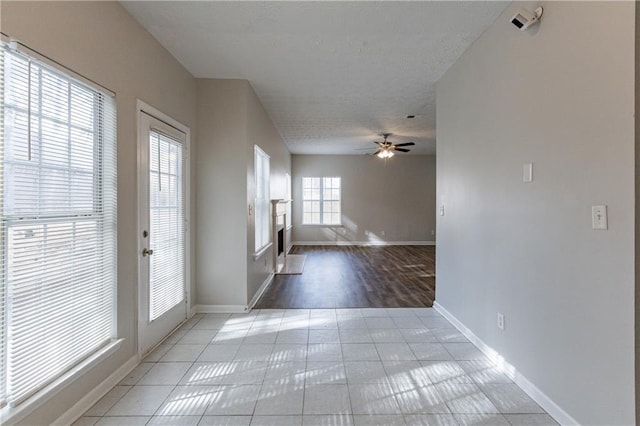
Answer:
top-left (271, 199), bottom-right (291, 273)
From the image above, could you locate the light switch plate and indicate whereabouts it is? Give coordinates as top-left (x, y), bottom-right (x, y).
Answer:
top-left (592, 205), bottom-right (608, 230)
top-left (523, 163), bottom-right (533, 182)
top-left (497, 313), bottom-right (505, 330)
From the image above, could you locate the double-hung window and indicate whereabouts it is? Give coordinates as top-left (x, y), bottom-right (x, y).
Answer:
top-left (285, 172), bottom-right (291, 229)
top-left (254, 146), bottom-right (270, 252)
top-left (302, 177), bottom-right (341, 225)
top-left (0, 43), bottom-right (117, 407)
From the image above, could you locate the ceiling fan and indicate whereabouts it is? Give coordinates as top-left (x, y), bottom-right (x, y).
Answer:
top-left (371, 133), bottom-right (415, 159)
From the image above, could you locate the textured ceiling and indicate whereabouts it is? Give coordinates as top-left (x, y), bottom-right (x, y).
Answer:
top-left (121, 1), bottom-right (508, 155)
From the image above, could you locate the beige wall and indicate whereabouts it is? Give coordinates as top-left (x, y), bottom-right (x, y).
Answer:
top-left (246, 85), bottom-right (292, 303)
top-left (1, 1), bottom-right (198, 424)
top-left (196, 79), bottom-right (249, 306)
top-left (196, 79), bottom-right (291, 307)
top-left (436, 2), bottom-right (635, 424)
top-left (292, 155), bottom-right (436, 244)
top-left (636, 3), bottom-right (640, 423)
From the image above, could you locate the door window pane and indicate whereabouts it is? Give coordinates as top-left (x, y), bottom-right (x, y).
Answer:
top-left (149, 131), bottom-right (185, 321)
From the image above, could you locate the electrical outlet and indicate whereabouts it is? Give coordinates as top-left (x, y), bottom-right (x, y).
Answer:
top-left (439, 205), bottom-right (445, 216)
top-left (497, 313), bottom-right (505, 331)
top-left (381, 230), bottom-right (386, 237)
top-left (431, 229), bottom-right (435, 236)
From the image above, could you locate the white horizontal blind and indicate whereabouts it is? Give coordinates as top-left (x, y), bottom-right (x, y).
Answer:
top-left (0, 43), bottom-right (5, 409)
top-left (148, 130), bottom-right (185, 321)
top-left (254, 146), bottom-right (270, 252)
top-left (1, 45), bottom-right (117, 406)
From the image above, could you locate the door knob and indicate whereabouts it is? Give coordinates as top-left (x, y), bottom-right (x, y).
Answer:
top-left (142, 248), bottom-right (154, 257)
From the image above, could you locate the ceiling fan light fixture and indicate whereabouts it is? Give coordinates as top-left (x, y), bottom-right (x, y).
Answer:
top-left (367, 133), bottom-right (412, 159)
top-left (377, 148), bottom-right (394, 159)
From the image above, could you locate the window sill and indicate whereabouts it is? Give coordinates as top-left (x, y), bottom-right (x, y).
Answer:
top-left (253, 242), bottom-right (273, 260)
top-left (0, 338), bottom-right (123, 425)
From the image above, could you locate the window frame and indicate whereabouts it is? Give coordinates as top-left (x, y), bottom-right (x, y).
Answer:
top-left (0, 43), bottom-right (118, 420)
top-left (301, 176), bottom-right (342, 226)
top-left (254, 145), bottom-right (270, 253)
top-left (285, 172), bottom-right (292, 229)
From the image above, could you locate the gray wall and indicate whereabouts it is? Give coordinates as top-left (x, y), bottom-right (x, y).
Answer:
top-left (1, 2), bottom-right (198, 424)
top-left (196, 79), bottom-right (291, 307)
top-left (436, 2), bottom-right (635, 424)
top-left (292, 155), bottom-right (436, 244)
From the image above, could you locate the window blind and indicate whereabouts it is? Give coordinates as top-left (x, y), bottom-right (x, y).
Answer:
top-left (0, 44), bottom-right (117, 406)
top-left (285, 172), bottom-right (291, 229)
top-left (0, 42), bottom-right (5, 410)
top-left (148, 130), bottom-right (185, 321)
top-left (254, 146), bottom-right (270, 252)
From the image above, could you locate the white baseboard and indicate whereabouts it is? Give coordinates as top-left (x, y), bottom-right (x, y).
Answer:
top-left (433, 301), bottom-right (578, 426)
top-left (248, 272), bottom-right (274, 310)
top-left (189, 305), bottom-right (198, 318)
top-left (54, 355), bottom-right (138, 426)
top-left (433, 302), bottom-right (501, 364)
top-left (195, 304), bottom-right (250, 314)
top-left (195, 273), bottom-right (275, 315)
top-left (292, 240), bottom-right (436, 246)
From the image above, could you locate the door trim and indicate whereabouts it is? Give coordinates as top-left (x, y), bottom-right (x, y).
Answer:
top-left (136, 99), bottom-right (192, 359)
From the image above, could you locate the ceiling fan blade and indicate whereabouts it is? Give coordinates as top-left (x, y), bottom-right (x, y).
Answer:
top-left (374, 141), bottom-right (384, 146)
top-left (394, 148), bottom-right (410, 152)
top-left (371, 149), bottom-right (382, 156)
top-left (394, 142), bottom-right (416, 147)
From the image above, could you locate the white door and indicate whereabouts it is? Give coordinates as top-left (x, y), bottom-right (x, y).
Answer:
top-left (138, 110), bottom-right (188, 356)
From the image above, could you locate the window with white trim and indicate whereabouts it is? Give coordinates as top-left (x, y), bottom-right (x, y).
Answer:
top-left (254, 146), bottom-right (270, 252)
top-left (302, 177), bottom-right (341, 225)
top-left (0, 44), bottom-right (117, 407)
top-left (285, 172), bottom-right (291, 229)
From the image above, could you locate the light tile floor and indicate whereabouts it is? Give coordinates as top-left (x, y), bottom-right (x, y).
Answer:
top-left (75, 309), bottom-right (558, 426)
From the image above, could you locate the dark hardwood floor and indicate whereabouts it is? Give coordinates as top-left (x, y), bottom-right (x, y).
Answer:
top-left (255, 245), bottom-right (436, 309)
